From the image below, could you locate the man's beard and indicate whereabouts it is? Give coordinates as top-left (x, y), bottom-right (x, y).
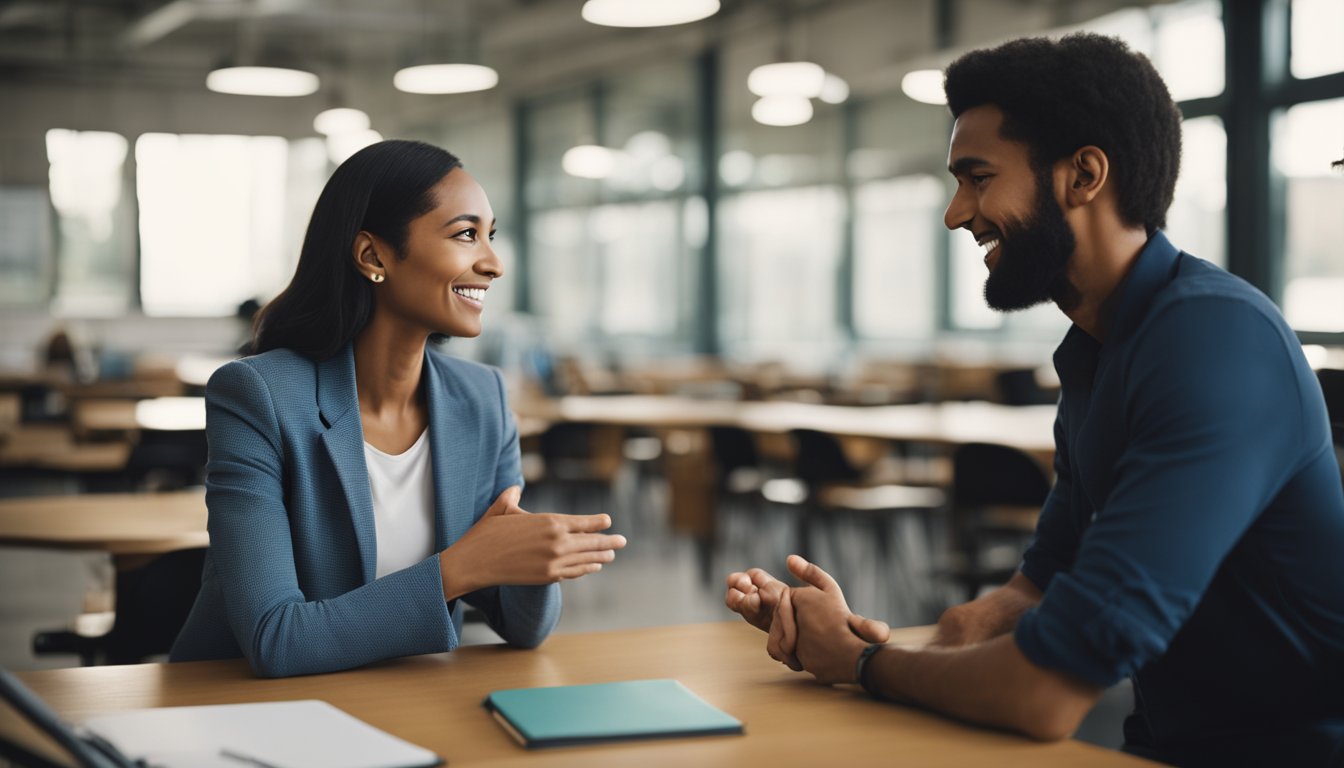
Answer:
top-left (983, 173), bottom-right (1081, 313)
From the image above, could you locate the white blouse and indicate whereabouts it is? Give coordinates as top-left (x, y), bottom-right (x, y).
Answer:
top-left (364, 428), bottom-right (435, 579)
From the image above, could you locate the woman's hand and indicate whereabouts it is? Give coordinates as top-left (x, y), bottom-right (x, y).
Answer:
top-left (439, 486), bottom-right (627, 600)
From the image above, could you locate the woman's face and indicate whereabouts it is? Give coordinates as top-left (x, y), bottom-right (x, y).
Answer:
top-left (367, 169), bottom-right (502, 339)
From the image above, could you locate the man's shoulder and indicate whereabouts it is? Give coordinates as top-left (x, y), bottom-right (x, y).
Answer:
top-left (1144, 254), bottom-right (1292, 339)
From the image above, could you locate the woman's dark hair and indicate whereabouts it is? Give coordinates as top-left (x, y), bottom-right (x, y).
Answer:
top-left (253, 139), bottom-right (463, 360)
top-left (943, 33), bottom-right (1182, 236)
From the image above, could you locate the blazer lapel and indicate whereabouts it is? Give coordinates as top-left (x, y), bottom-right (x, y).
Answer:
top-left (424, 351), bottom-right (483, 551)
top-left (316, 345), bottom-right (378, 584)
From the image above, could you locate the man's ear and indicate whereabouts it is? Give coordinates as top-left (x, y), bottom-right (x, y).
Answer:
top-left (1064, 146), bottom-right (1109, 208)
top-left (352, 231), bottom-right (386, 282)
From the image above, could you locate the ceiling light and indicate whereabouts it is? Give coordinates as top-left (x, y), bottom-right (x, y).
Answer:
top-left (562, 145), bottom-right (624, 179)
top-left (650, 156), bottom-right (686, 190)
top-left (747, 62), bottom-right (826, 98)
top-left (581, 0), bottom-right (719, 28)
top-left (901, 69), bottom-right (947, 105)
top-left (313, 107), bottom-right (371, 136)
top-left (327, 130), bottom-right (384, 165)
top-left (393, 63), bottom-right (498, 94)
top-left (751, 95), bottom-right (813, 127)
top-left (819, 73), bottom-right (850, 104)
top-left (718, 150), bottom-right (755, 186)
top-left (206, 65), bottom-right (319, 97)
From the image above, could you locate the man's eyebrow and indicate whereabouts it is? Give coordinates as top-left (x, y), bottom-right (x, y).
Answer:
top-left (947, 156), bottom-right (991, 175)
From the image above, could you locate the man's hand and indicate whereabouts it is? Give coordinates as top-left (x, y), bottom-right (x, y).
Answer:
top-left (761, 555), bottom-right (890, 674)
top-left (439, 486), bottom-right (627, 600)
top-left (724, 568), bottom-right (789, 633)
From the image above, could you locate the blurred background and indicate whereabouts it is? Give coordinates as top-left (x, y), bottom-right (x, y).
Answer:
top-left (1, 0), bottom-right (1343, 750)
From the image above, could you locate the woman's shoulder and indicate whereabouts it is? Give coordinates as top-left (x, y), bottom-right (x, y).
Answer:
top-left (425, 349), bottom-right (506, 401)
top-left (206, 348), bottom-right (318, 403)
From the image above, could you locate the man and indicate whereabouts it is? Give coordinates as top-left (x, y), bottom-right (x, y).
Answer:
top-left (726, 34), bottom-right (1344, 767)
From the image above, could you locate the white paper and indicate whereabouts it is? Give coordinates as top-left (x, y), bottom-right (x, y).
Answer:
top-left (83, 699), bottom-right (439, 768)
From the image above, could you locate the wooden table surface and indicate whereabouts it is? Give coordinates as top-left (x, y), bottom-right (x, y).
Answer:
top-left (0, 424), bottom-right (131, 472)
top-left (72, 396), bottom-right (206, 435)
top-left (520, 396), bottom-right (1057, 457)
top-left (0, 489), bottom-right (207, 556)
top-left (2, 622), bottom-right (1156, 767)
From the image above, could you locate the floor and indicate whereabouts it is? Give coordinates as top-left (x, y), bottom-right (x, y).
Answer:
top-left (0, 467), bottom-right (1132, 752)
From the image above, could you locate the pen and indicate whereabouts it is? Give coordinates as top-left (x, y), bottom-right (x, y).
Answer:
top-left (219, 748), bottom-right (285, 768)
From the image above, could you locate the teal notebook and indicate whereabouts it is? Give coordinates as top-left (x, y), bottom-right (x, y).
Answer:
top-left (482, 679), bottom-right (743, 749)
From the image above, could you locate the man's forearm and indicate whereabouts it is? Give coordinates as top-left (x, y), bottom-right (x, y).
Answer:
top-left (930, 571), bottom-right (1042, 647)
top-left (865, 633), bottom-right (1101, 741)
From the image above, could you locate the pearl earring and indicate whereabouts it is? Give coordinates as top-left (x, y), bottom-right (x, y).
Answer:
top-left (370, 273), bottom-right (384, 283)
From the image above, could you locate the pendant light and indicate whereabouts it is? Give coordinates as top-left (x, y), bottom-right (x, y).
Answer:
top-left (206, 6), bottom-right (318, 97)
top-left (394, 0), bottom-right (498, 95)
top-left (580, 0), bottom-right (720, 28)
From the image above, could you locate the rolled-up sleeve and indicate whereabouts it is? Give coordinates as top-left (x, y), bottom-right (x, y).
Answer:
top-left (1015, 297), bottom-right (1307, 687)
top-left (1020, 408), bottom-right (1079, 592)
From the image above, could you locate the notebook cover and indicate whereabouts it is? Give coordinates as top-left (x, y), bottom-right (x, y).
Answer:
top-left (482, 679), bottom-right (743, 749)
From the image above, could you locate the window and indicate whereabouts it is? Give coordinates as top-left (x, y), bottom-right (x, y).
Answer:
top-left (594, 201), bottom-right (683, 336)
top-left (853, 176), bottom-right (940, 338)
top-left (1275, 98), bottom-right (1344, 332)
top-left (46, 129), bottom-right (134, 316)
top-left (1291, 0), bottom-right (1344, 80)
top-left (1167, 116), bottom-right (1227, 266)
top-left (0, 187), bottom-right (52, 307)
top-left (1151, 0), bottom-right (1224, 101)
top-left (1071, 0), bottom-right (1224, 101)
top-left (948, 229), bottom-right (998, 331)
top-left (135, 133), bottom-right (325, 317)
top-left (718, 186), bottom-right (845, 358)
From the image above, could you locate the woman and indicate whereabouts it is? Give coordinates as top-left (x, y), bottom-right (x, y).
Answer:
top-left (171, 140), bottom-right (626, 677)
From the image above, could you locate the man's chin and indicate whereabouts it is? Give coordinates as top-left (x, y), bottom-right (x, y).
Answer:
top-left (983, 274), bottom-right (1053, 312)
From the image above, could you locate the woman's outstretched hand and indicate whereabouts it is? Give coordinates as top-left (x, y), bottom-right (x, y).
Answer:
top-left (439, 486), bottom-right (627, 600)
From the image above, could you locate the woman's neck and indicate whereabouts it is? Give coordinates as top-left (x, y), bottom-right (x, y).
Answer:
top-left (353, 318), bottom-right (427, 418)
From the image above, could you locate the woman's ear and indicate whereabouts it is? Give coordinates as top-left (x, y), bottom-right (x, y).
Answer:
top-left (352, 231), bottom-right (386, 282)
top-left (1064, 146), bottom-right (1109, 208)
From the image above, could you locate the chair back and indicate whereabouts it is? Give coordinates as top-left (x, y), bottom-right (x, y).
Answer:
top-left (707, 426), bottom-right (759, 482)
top-left (952, 442), bottom-right (1050, 508)
top-left (1317, 369), bottom-right (1344, 444)
top-left (790, 429), bottom-right (863, 486)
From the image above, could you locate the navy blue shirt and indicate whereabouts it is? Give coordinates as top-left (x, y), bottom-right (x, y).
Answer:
top-left (1013, 232), bottom-right (1344, 766)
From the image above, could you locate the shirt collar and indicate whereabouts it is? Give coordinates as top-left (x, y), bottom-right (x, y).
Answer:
top-left (1102, 230), bottom-right (1181, 348)
top-left (1052, 230), bottom-right (1180, 378)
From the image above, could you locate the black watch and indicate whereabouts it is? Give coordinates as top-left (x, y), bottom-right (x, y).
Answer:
top-left (854, 642), bottom-right (885, 697)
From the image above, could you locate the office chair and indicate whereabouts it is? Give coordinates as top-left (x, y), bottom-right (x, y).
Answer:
top-left (785, 429), bottom-right (946, 623)
top-left (33, 547), bottom-right (207, 666)
top-left (993, 367), bottom-right (1058, 406)
top-left (946, 442), bottom-right (1051, 601)
top-left (705, 426), bottom-right (769, 579)
top-left (532, 422), bottom-right (624, 523)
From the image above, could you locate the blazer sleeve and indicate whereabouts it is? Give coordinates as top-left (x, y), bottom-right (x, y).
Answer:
top-left (205, 360), bottom-right (458, 678)
top-left (460, 368), bottom-right (562, 648)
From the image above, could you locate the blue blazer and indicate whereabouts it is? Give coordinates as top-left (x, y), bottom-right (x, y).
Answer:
top-left (170, 344), bottom-right (560, 677)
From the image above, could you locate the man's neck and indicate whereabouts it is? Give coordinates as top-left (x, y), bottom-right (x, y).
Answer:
top-left (1060, 220), bottom-right (1151, 342)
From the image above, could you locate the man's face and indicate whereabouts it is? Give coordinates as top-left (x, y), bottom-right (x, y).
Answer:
top-left (944, 105), bottom-right (1079, 312)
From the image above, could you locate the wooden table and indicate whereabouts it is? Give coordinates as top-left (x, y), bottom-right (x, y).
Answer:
top-left (2, 622), bottom-right (1155, 767)
top-left (0, 424), bottom-right (131, 473)
top-left (519, 395), bottom-right (1057, 459)
top-left (71, 397), bottom-right (206, 436)
top-left (0, 489), bottom-right (208, 557)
